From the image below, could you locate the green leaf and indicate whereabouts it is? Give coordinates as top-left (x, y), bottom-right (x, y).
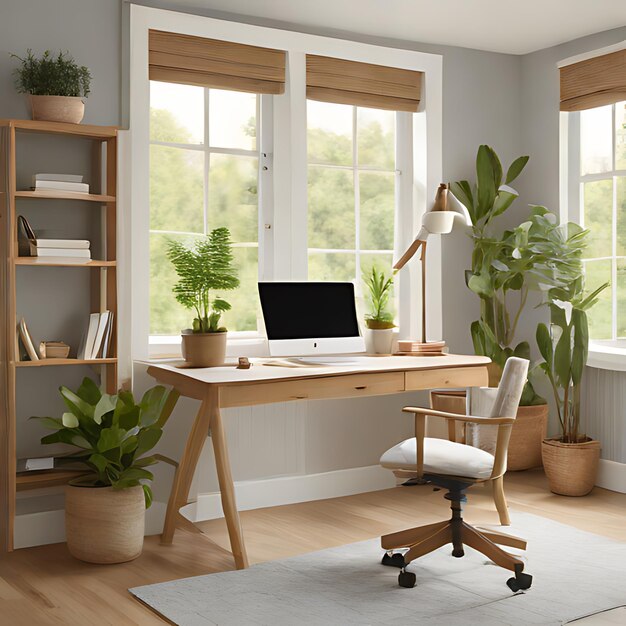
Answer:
top-left (143, 484), bottom-right (153, 509)
top-left (512, 341), bottom-right (530, 360)
top-left (136, 427), bottom-right (162, 456)
top-left (139, 386), bottom-right (168, 427)
top-left (492, 189), bottom-right (518, 217)
top-left (32, 416), bottom-right (65, 430)
top-left (571, 309), bottom-right (588, 387)
top-left (94, 394), bottom-right (117, 425)
top-left (536, 323), bottom-right (553, 367)
top-left (157, 389), bottom-right (180, 428)
top-left (89, 453), bottom-right (109, 475)
top-left (76, 377), bottom-right (102, 405)
top-left (505, 155), bottom-right (529, 184)
top-left (476, 145), bottom-right (497, 220)
top-left (134, 455), bottom-right (158, 468)
top-left (97, 427), bottom-right (125, 453)
top-left (59, 386), bottom-right (95, 419)
top-left (62, 412), bottom-right (79, 428)
top-left (554, 323), bottom-right (572, 389)
top-left (115, 467), bottom-right (154, 484)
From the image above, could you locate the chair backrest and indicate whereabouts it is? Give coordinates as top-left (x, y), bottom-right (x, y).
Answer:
top-left (466, 357), bottom-right (529, 455)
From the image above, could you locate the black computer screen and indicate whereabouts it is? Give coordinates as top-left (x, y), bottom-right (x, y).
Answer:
top-left (258, 282), bottom-right (361, 340)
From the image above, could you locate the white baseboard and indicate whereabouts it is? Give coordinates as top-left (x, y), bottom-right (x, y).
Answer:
top-left (188, 465), bottom-right (396, 522)
top-left (13, 501), bottom-right (167, 549)
top-left (596, 459), bottom-right (626, 494)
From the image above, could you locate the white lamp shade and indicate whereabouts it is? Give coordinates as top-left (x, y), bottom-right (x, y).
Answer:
top-left (422, 211), bottom-right (454, 235)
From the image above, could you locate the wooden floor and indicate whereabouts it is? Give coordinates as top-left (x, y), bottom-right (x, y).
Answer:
top-left (1, 469), bottom-right (625, 625)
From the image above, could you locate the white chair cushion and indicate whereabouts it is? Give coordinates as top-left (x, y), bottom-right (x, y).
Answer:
top-left (380, 437), bottom-right (495, 480)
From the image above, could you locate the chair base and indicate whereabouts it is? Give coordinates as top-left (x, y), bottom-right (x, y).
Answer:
top-left (380, 484), bottom-right (531, 591)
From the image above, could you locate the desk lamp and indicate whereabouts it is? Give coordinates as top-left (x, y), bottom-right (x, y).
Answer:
top-left (394, 183), bottom-right (471, 355)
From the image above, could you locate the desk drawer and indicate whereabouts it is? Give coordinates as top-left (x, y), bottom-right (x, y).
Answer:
top-left (405, 366), bottom-right (488, 391)
top-left (220, 372), bottom-right (405, 408)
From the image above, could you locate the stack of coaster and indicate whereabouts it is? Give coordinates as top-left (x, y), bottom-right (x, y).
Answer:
top-left (396, 340), bottom-right (447, 356)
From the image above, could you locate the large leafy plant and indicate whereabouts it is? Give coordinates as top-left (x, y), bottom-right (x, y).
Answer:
top-left (12, 50), bottom-right (91, 97)
top-left (167, 227), bottom-right (240, 333)
top-left (536, 223), bottom-right (608, 443)
top-left (363, 266), bottom-right (395, 329)
top-left (31, 378), bottom-right (179, 507)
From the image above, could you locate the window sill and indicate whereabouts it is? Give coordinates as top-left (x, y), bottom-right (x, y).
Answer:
top-left (587, 340), bottom-right (626, 372)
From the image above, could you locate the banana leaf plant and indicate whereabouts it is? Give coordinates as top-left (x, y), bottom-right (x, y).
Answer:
top-left (535, 223), bottom-right (608, 443)
top-left (31, 378), bottom-right (180, 507)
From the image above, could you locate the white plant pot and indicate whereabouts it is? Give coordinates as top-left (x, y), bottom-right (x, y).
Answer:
top-left (364, 328), bottom-right (394, 355)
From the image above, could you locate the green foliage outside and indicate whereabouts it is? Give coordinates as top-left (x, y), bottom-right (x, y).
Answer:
top-left (12, 50), bottom-right (91, 97)
top-left (31, 378), bottom-right (180, 507)
top-left (363, 266), bottom-right (394, 329)
top-left (167, 227), bottom-right (240, 333)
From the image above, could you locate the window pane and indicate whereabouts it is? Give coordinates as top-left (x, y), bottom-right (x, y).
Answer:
top-left (209, 89), bottom-right (257, 150)
top-left (583, 179), bottom-right (613, 259)
top-left (150, 81), bottom-right (204, 144)
top-left (618, 259), bottom-right (626, 338)
top-left (357, 108), bottom-right (395, 169)
top-left (150, 145), bottom-right (204, 233)
top-left (308, 166), bottom-right (355, 249)
top-left (221, 246), bottom-right (259, 332)
top-left (150, 232), bottom-right (201, 335)
top-left (308, 252), bottom-right (355, 282)
top-left (616, 102), bottom-right (626, 170)
top-left (580, 105), bottom-right (612, 175)
top-left (307, 100), bottom-right (352, 166)
top-left (208, 155), bottom-right (258, 242)
top-left (617, 177), bottom-right (626, 256)
top-left (584, 259), bottom-right (612, 340)
top-left (360, 171), bottom-right (395, 250)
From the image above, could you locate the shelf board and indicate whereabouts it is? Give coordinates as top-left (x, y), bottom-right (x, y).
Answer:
top-left (14, 257), bottom-right (116, 267)
top-left (15, 358), bottom-right (117, 368)
top-left (14, 190), bottom-right (115, 202)
top-left (16, 469), bottom-right (90, 492)
top-left (0, 118), bottom-right (118, 139)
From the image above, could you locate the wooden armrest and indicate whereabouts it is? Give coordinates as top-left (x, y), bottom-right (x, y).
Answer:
top-left (402, 406), bottom-right (515, 425)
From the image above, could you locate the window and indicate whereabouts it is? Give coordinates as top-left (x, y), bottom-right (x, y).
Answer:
top-left (307, 100), bottom-right (398, 313)
top-left (149, 81), bottom-right (262, 337)
top-left (574, 102), bottom-right (626, 340)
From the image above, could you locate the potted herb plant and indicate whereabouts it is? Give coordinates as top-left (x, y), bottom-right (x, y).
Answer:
top-left (32, 377), bottom-right (179, 563)
top-left (536, 222), bottom-right (608, 496)
top-left (167, 227), bottom-right (239, 367)
top-left (363, 266), bottom-right (395, 354)
top-left (12, 50), bottom-right (91, 124)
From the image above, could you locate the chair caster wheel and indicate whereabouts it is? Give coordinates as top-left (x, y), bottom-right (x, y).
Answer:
top-left (507, 571), bottom-right (532, 592)
top-left (398, 570), bottom-right (416, 588)
top-left (381, 552), bottom-right (405, 568)
top-left (451, 548), bottom-right (464, 558)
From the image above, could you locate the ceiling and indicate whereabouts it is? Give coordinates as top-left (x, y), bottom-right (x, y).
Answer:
top-left (182, 0), bottom-right (626, 55)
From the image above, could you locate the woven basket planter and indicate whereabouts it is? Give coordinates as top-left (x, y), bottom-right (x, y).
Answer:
top-left (542, 437), bottom-right (601, 496)
top-left (507, 404), bottom-right (548, 471)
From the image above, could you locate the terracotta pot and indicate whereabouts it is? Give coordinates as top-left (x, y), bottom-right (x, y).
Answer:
top-left (181, 331), bottom-right (227, 367)
top-left (65, 485), bottom-right (145, 563)
top-left (29, 94), bottom-right (85, 124)
top-left (507, 404), bottom-right (549, 471)
top-left (542, 437), bottom-right (601, 496)
top-left (364, 328), bottom-right (394, 354)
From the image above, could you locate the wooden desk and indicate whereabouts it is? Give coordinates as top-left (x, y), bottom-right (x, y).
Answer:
top-left (147, 354), bottom-right (490, 570)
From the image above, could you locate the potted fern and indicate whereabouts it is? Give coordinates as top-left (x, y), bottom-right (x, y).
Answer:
top-left (12, 50), bottom-right (91, 124)
top-left (363, 266), bottom-right (395, 354)
top-left (32, 378), bottom-right (179, 563)
top-left (167, 227), bottom-right (239, 367)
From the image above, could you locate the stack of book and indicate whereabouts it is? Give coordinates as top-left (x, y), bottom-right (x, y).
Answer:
top-left (77, 311), bottom-right (114, 360)
top-left (396, 340), bottom-right (447, 356)
top-left (29, 237), bottom-right (91, 261)
top-left (31, 173), bottom-right (89, 194)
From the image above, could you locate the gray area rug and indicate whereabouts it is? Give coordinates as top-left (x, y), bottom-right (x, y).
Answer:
top-left (130, 512), bottom-right (626, 625)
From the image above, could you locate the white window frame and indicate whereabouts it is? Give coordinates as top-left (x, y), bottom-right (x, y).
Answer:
top-left (559, 41), bottom-right (626, 371)
top-left (128, 4), bottom-right (443, 361)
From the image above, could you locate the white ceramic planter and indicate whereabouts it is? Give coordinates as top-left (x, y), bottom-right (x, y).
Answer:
top-left (364, 328), bottom-right (394, 354)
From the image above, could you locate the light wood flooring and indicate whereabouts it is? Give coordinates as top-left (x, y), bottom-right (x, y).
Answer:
top-left (1, 469), bottom-right (625, 625)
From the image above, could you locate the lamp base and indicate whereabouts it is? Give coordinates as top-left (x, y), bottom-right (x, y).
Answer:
top-left (396, 340), bottom-right (447, 356)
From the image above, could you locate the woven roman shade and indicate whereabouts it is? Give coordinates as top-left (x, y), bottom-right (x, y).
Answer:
top-left (306, 55), bottom-right (422, 112)
top-left (148, 29), bottom-right (286, 95)
top-left (560, 48), bottom-right (626, 112)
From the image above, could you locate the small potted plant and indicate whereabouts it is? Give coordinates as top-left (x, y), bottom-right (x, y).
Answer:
top-left (167, 227), bottom-right (239, 367)
top-left (11, 49), bottom-right (91, 124)
top-left (536, 223), bottom-right (608, 496)
top-left (363, 266), bottom-right (395, 354)
top-left (31, 377), bottom-right (179, 563)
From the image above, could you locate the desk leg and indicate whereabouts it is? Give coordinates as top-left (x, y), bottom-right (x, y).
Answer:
top-left (209, 390), bottom-right (249, 569)
top-left (161, 396), bottom-right (212, 545)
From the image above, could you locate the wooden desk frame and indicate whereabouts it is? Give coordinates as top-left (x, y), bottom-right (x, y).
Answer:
top-left (147, 359), bottom-right (489, 570)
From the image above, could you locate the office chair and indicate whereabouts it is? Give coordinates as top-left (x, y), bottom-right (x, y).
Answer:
top-left (379, 357), bottom-right (531, 591)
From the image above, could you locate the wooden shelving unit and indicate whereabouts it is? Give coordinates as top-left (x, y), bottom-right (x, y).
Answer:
top-left (0, 119), bottom-right (118, 552)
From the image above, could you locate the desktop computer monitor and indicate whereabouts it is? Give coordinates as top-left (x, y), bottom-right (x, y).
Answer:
top-left (258, 282), bottom-right (366, 357)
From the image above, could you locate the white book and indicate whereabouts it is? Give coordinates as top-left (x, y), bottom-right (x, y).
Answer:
top-left (90, 311), bottom-right (111, 360)
top-left (18, 318), bottom-right (39, 361)
top-left (33, 180), bottom-right (90, 193)
top-left (79, 313), bottom-right (101, 360)
top-left (33, 173), bottom-right (83, 183)
top-left (100, 312), bottom-right (114, 358)
top-left (31, 239), bottom-right (90, 250)
top-left (30, 245), bottom-right (91, 258)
